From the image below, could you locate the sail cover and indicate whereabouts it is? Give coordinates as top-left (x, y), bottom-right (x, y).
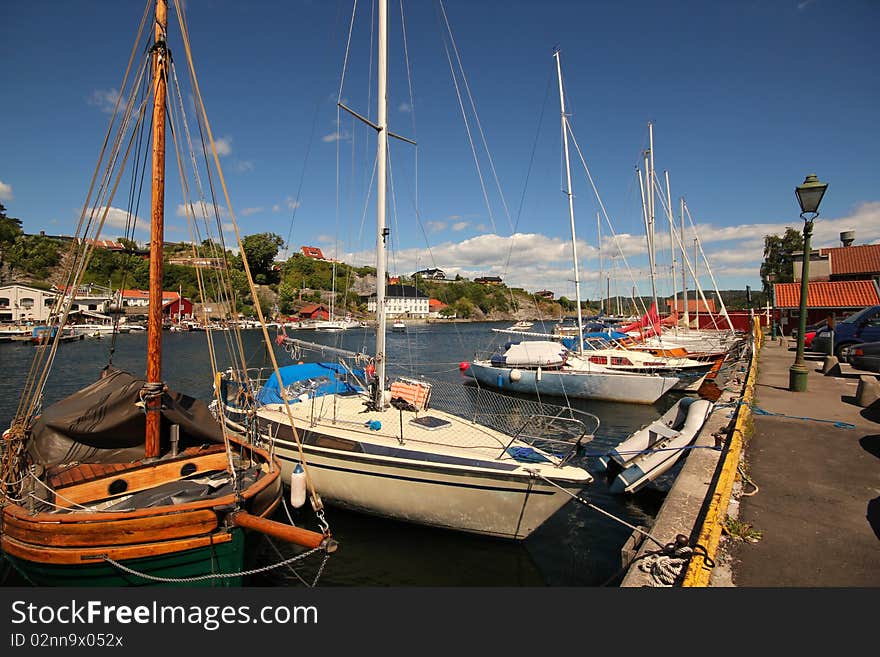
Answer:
top-left (27, 367), bottom-right (225, 465)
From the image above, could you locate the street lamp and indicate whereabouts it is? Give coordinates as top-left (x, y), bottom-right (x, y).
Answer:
top-left (789, 173), bottom-right (828, 392)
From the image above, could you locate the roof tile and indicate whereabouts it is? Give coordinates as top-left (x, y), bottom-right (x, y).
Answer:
top-left (774, 280), bottom-right (880, 308)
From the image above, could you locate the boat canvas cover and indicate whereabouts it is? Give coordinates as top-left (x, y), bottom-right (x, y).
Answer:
top-left (257, 362), bottom-right (365, 405)
top-left (491, 341), bottom-right (567, 368)
top-left (27, 367), bottom-right (225, 465)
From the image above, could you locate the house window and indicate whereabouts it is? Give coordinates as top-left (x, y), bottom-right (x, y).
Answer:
top-left (20, 298), bottom-right (34, 309)
top-left (44, 298), bottom-right (54, 307)
top-left (0, 297), bottom-right (8, 308)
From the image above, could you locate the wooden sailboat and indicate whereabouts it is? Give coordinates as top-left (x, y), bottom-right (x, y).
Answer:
top-left (0, 0), bottom-right (334, 586)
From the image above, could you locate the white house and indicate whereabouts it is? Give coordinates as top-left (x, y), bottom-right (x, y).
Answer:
top-left (0, 283), bottom-right (60, 323)
top-left (53, 283), bottom-right (114, 314)
top-left (367, 284), bottom-right (430, 319)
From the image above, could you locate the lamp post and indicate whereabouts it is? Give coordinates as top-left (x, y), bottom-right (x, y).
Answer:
top-left (788, 173), bottom-right (828, 392)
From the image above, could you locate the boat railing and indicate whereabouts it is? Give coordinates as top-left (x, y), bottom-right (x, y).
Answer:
top-left (421, 376), bottom-right (599, 467)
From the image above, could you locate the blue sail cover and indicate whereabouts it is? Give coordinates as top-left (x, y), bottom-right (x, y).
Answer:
top-left (256, 362), bottom-right (366, 405)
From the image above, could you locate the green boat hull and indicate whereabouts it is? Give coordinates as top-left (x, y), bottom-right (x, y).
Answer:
top-left (3, 529), bottom-right (248, 587)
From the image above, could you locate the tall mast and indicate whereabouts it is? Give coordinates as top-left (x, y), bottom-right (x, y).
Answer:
top-left (694, 236), bottom-right (700, 328)
top-left (554, 50), bottom-right (583, 355)
top-left (146, 0), bottom-right (168, 458)
top-left (374, 0), bottom-right (389, 400)
top-left (597, 212), bottom-right (603, 315)
top-left (665, 170), bottom-right (677, 327)
top-left (647, 123), bottom-right (659, 333)
top-left (680, 197), bottom-right (689, 326)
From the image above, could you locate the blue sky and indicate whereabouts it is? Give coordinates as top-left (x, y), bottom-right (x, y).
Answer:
top-left (2, 0), bottom-right (878, 303)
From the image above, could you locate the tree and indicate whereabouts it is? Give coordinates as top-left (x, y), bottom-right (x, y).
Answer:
top-left (0, 203), bottom-right (23, 265)
top-left (760, 227), bottom-right (804, 296)
top-left (6, 235), bottom-right (61, 279)
top-left (239, 232), bottom-right (284, 284)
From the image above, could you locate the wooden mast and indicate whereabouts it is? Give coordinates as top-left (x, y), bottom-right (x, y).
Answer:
top-left (146, 0), bottom-right (168, 458)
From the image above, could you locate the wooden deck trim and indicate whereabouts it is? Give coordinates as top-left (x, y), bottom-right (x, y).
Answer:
top-left (2, 508), bottom-right (219, 547)
top-left (1, 531), bottom-right (233, 565)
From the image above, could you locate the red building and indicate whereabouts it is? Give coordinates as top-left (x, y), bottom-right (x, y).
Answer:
top-left (773, 280), bottom-right (880, 334)
top-left (162, 295), bottom-right (194, 320)
top-left (298, 304), bottom-right (329, 321)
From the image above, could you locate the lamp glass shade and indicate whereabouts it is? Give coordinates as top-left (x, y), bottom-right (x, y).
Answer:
top-left (795, 174), bottom-right (828, 215)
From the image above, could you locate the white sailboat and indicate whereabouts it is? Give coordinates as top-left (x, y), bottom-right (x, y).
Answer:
top-left (216, 2), bottom-right (596, 540)
top-left (467, 51), bottom-right (680, 405)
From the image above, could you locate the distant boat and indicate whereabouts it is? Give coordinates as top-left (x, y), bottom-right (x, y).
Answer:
top-left (391, 320), bottom-right (406, 332)
top-left (468, 52), bottom-right (680, 406)
top-left (598, 396), bottom-right (713, 494)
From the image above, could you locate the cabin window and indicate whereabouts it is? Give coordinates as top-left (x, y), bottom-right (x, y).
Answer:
top-left (589, 356), bottom-right (607, 365)
top-left (610, 357), bottom-right (633, 366)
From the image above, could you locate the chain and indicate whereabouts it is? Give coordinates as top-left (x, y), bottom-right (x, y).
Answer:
top-left (103, 544), bottom-right (324, 584)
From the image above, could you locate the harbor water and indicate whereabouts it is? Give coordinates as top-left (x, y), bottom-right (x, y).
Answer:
top-left (0, 321), bottom-right (691, 586)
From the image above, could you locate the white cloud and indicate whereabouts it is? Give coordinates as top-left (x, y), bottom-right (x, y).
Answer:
top-left (398, 102), bottom-right (412, 113)
top-left (272, 204), bottom-right (281, 213)
top-left (332, 201), bottom-right (879, 297)
top-left (97, 206), bottom-right (148, 234)
top-left (87, 89), bottom-right (120, 113)
top-left (321, 131), bottom-right (348, 143)
top-left (176, 202), bottom-right (228, 219)
top-left (0, 180), bottom-right (13, 201)
top-left (426, 221), bottom-right (447, 232)
top-left (451, 221), bottom-right (469, 231)
top-left (235, 160), bottom-right (254, 172)
top-left (286, 198), bottom-right (301, 211)
top-left (240, 207), bottom-right (263, 217)
top-left (213, 137), bottom-right (232, 157)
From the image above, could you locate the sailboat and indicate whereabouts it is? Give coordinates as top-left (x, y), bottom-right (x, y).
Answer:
top-left (216, 0), bottom-right (596, 540)
top-left (0, 0), bottom-right (334, 586)
top-left (467, 51), bottom-right (681, 405)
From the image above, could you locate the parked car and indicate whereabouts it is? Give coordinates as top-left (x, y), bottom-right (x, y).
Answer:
top-left (845, 341), bottom-right (880, 373)
top-left (811, 305), bottom-right (880, 358)
top-left (792, 319), bottom-right (827, 344)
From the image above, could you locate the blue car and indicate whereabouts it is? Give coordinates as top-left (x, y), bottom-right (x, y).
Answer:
top-left (811, 305), bottom-right (880, 359)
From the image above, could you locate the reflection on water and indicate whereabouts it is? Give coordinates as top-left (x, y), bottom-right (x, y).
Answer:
top-left (0, 321), bottom-right (697, 587)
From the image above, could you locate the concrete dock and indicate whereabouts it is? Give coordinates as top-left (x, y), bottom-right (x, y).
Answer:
top-left (618, 327), bottom-right (879, 587)
top-left (722, 338), bottom-right (880, 586)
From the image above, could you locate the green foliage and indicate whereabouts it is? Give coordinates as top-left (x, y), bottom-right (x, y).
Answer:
top-left (760, 227), bottom-right (804, 296)
top-left (240, 233), bottom-right (284, 284)
top-left (5, 235), bottom-right (61, 278)
top-left (0, 204), bottom-right (24, 253)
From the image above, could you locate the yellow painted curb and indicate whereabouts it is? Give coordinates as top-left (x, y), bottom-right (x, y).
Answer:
top-left (681, 321), bottom-right (762, 587)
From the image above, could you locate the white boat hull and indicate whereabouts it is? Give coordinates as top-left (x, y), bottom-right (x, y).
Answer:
top-left (220, 392), bottom-right (591, 540)
top-left (467, 361), bottom-right (679, 404)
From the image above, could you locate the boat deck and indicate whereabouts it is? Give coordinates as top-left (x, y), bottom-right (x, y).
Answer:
top-left (254, 385), bottom-right (590, 468)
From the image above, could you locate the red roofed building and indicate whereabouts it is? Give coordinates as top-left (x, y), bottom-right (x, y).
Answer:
top-left (298, 303), bottom-right (329, 321)
top-left (428, 298), bottom-right (448, 318)
top-left (120, 289), bottom-right (184, 308)
top-left (773, 280), bottom-right (880, 334)
top-left (665, 298), bottom-right (716, 314)
top-left (301, 246), bottom-right (325, 260)
top-left (793, 241), bottom-right (880, 283)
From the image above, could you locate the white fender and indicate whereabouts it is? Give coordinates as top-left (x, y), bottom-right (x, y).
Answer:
top-left (290, 464), bottom-right (307, 509)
